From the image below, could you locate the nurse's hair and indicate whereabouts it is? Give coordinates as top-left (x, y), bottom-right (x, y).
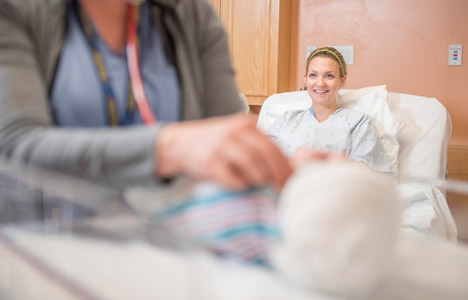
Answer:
top-left (305, 47), bottom-right (347, 78)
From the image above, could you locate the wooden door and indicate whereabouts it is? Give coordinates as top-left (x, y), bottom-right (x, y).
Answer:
top-left (211, 0), bottom-right (291, 106)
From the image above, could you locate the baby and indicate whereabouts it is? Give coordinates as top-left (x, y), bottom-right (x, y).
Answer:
top-left (156, 152), bottom-right (400, 298)
top-left (158, 181), bottom-right (279, 265)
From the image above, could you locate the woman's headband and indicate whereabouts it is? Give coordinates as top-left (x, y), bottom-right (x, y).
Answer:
top-left (307, 49), bottom-right (345, 76)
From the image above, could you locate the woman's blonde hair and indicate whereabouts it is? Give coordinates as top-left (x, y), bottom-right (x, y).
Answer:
top-left (305, 47), bottom-right (347, 78)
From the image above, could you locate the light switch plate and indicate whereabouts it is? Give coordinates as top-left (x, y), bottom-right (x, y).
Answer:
top-left (449, 44), bottom-right (463, 66)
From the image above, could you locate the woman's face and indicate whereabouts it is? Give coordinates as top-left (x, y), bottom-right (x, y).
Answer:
top-left (304, 56), bottom-right (346, 109)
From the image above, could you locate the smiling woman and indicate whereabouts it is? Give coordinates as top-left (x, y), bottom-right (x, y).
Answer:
top-left (267, 47), bottom-right (392, 174)
top-left (303, 47), bottom-right (347, 122)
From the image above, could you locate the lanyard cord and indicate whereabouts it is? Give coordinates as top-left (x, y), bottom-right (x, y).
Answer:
top-left (126, 3), bottom-right (157, 125)
top-left (74, 1), bottom-right (156, 126)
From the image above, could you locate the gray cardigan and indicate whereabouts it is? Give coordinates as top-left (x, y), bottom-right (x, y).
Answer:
top-left (0, 0), bottom-right (244, 187)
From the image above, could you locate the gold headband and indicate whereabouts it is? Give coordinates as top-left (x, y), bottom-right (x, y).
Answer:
top-left (307, 49), bottom-right (345, 76)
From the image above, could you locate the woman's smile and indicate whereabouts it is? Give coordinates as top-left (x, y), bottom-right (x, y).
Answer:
top-left (313, 89), bottom-right (329, 94)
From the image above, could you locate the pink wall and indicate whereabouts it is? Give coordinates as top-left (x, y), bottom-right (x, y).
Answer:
top-left (291, 0), bottom-right (468, 143)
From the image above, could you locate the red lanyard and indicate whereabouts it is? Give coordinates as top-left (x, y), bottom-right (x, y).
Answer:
top-left (126, 3), bottom-right (157, 125)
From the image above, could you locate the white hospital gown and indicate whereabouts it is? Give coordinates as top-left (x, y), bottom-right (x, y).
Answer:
top-left (268, 108), bottom-right (392, 173)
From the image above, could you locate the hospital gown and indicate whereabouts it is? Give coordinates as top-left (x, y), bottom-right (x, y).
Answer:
top-left (268, 108), bottom-right (392, 173)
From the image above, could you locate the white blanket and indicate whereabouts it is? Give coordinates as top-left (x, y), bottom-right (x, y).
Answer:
top-left (0, 228), bottom-right (340, 300)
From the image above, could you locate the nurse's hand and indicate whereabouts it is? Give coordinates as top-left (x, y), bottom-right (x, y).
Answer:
top-left (156, 113), bottom-right (293, 190)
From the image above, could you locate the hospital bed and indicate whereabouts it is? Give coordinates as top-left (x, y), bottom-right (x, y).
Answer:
top-left (1, 85), bottom-right (468, 299)
top-left (258, 84), bottom-right (457, 241)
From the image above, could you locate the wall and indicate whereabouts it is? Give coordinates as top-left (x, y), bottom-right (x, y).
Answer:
top-left (291, 0), bottom-right (468, 144)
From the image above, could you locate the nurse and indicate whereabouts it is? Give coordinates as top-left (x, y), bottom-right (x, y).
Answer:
top-left (268, 47), bottom-right (391, 173)
top-left (0, 0), bottom-right (292, 191)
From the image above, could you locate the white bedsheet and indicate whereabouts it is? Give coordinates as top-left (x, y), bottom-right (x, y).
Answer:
top-left (374, 231), bottom-right (468, 300)
top-left (398, 183), bottom-right (457, 242)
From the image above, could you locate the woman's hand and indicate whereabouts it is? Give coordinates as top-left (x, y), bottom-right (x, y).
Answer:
top-left (156, 113), bottom-right (293, 190)
top-left (290, 147), bottom-right (348, 169)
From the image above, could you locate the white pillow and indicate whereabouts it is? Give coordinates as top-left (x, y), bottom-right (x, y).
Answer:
top-left (257, 91), bottom-right (310, 133)
top-left (337, 85), bottom-right (405, 175)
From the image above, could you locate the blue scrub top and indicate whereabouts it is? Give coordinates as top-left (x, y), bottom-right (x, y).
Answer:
top-left (51, 2), bottom-right (181, 127)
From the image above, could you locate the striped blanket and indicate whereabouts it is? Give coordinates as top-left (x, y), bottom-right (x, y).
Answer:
top-left (157, 183), bottom-right (280, 265)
